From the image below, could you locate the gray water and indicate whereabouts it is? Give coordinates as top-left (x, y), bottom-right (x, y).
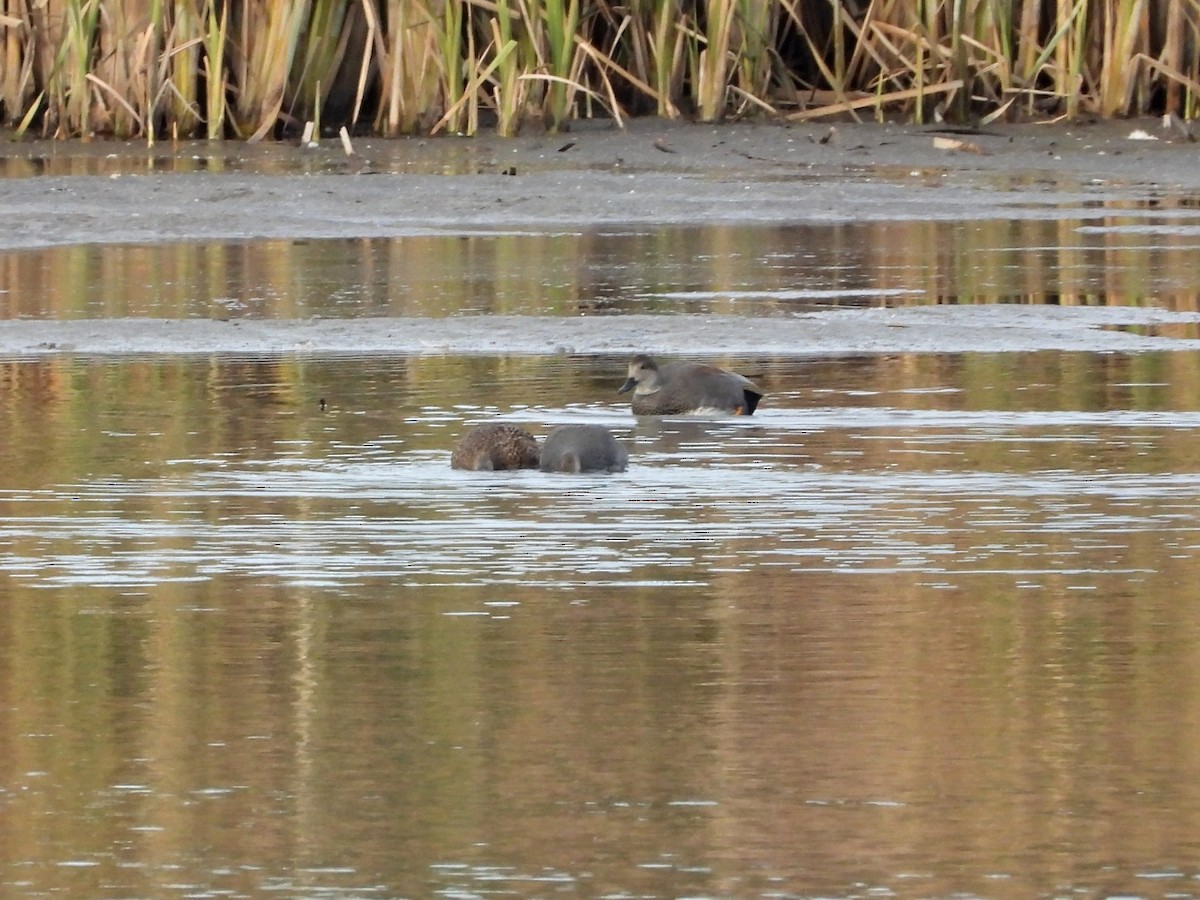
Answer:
top-left (4, 344), bottom-right (1200, 898)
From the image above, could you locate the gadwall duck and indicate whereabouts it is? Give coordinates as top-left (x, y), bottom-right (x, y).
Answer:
top-left (451, 424), bottom-right (540, 471)
top-left (618, 354), bottom-right (763, 416)
top-left (539, 424), bottom-right (628, 473)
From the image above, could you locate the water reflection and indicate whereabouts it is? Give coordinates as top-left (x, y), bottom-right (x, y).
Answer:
top-left (5, 219), bottom-right (1200, 320)
top-left (4, 352), bottom-right (1200, 898)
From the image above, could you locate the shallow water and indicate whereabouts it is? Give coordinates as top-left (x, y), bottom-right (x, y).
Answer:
top-left (4, 351), bottom-right (1200, 897)
top-left (5, 218), bottom-right (1200, 321)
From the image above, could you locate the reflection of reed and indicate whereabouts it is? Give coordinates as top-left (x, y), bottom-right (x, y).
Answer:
top-left (5, 351), bottom-right (1200, 894)
top-left (5, 220), bottom-right (1200, 320)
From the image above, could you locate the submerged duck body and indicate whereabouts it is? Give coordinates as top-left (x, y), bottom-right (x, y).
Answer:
top-left (539, 425), bottom-right (628, 473)
top-left (618, 354), bottom-right (763, 416)
top-left (451, 424), bottom-right (540, 471)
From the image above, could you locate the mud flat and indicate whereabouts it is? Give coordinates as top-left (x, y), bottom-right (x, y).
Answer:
top-left (2, 308), bottom-right (1199, 359)
top-left (3, 117), bottom-right (1200, 358)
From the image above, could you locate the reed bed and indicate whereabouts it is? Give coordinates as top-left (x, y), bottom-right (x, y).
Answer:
top-left (0, 0), bottom-right (1198, 140)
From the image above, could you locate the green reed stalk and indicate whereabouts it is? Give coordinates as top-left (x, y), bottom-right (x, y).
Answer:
top-left (233, 1), bottom-right (310, 140)
top-left (431, 32), bottom-right (517, 133)
top-left (1061, 0), bottom-right (1087, 116)
top-left (163, 0), bottom-right (204, 138)
top-left (202, 0), bottom-right (229, 138)
top-left (291, 0), bottom-right (351, 130)
top-left (42, 0), bottom-right (102, 137)
top-left (696, 0), bottom-right (734, 119)
top-left (438, 0), bottom-right (467, 132)
top-left (734, 0), bottom-right (773, 103)
top-left (3, 0), bottom-right (1199, 138)
top-left (540, 0), bottom-right (580, 129)
top-left (652, 0), bottom-right (684, 116)
top-left (490, 0), bottom-right (526, 135)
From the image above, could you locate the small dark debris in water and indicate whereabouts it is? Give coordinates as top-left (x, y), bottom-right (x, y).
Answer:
top-left (558, 140), bottom-right (577, 152)
top-left (734, 148), bottom-right (773, 162)
top-left (577, 297), bottom-right (619, 314)
top-left (501, 166), bottom-right (517, 176)
top-left (923, 125), bottom-right (1003, 138)
top-left (653, 138), bottom-right (676, 154)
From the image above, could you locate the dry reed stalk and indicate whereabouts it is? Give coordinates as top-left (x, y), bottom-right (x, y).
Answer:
top-left (1157, 0), bottom-right (1184, 113)
top-left (3, 0), bottom-right (1200, 138)
top-left (487, 0), bottom-right (528, 135)
top-left (622, 0), bottom-right (685, 117)
top-left (1097, 0), bottom-right (1148, 116)
top-left (33, 0), bottom-right (101, 137)
top-left (576, 26), bottom-right (654, 113)
top-left (1138, 53), bottom-right (1200, 113)
top-left (367, 0), bottom-right (444, 135)
top-left (162, 0), bottom-right (204, 137)
top-left (231, 1), bottom-right (310, 140)
top-left (90, 0), bottom-right (154, 137)
top-left (1, 6), bottom-right (34, 125)
top-left (777, 0), bottom-right (864, 111)
top-left (787, 77), bottom-right (963, 118)
top-left (696, 0), bottom-right (735, 119)
top-left (1060, 0), bottom-right (1087, 116)
top-left (1014, 0), bottom-right (1041, 88)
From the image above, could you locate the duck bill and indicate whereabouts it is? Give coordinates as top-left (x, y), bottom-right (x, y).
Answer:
top-left (617, 377), bottom-right (636, 394)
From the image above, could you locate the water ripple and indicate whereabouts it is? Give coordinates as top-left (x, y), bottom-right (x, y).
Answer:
top-left (3, 433), bottom-right (1198, 589)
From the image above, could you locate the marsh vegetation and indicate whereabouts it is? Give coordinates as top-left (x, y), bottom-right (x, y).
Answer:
top-left (0, 0), bottom-right (1196, 141)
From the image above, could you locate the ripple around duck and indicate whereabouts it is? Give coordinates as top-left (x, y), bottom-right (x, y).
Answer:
top-left (3, 408), bottom-right (1198, 590)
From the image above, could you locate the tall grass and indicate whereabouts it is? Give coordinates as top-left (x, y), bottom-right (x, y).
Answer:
top-left (2, 0), bottom-right (1198, 139)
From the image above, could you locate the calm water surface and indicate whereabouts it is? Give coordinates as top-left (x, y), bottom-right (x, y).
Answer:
top-left (5, 219), bottom-right (1200, 319)
top-left (4, 351), bottom-right (1200, 898)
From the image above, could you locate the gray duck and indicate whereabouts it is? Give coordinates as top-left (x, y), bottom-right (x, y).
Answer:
top-left (618, 354), bottom-right (763, 416)
top-left (539, 425), bottom-right (628, 473)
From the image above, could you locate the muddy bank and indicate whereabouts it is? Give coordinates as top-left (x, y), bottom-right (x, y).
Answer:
top-left (5, 117), bottom-right (1200, 359)
top-left (3, 307), bottom-right (1199, 358)
top-left (3, 118), bottom-right (1200, 251)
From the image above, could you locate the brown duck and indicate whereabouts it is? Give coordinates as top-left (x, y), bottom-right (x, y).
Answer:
top-left (618, 354), bottom-right (763, 416)
top-left (450, 424), bottom-right (540, 471)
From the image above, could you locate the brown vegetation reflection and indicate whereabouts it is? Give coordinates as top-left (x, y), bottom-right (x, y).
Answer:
top-left (5, 216), bottom-right (1200, 320)
top-left (4, 352), bottom-right (1200, 895)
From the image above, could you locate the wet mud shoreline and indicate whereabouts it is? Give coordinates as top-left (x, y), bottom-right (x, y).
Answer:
top-left (4, 117), bottom-right (1200, 358)
top-left (5, 308), bottom-right (1200, 359)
